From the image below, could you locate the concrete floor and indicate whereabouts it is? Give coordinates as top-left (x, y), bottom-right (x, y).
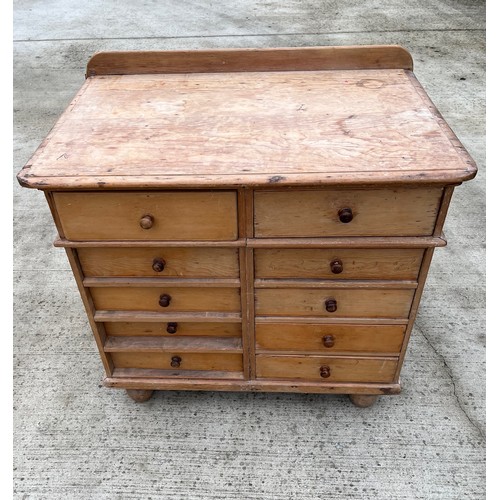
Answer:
top-left (13, 1), bottom-right (485, 499)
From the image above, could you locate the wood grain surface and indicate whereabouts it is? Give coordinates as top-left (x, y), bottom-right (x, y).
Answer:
top-left (53, 191), bottom-right (238, 241)
top-left (18, 65), bottom-right (476, 189)
top-left (254, 188), bottom-right (442, 237)
top-left (254, 248), bottom-right (424, 279)
top-left (256, 355), bottom-right (398, 383)
top-left (255, 323), bottom-right (406, 354)
top-left (255, 288), bottom-right (414, 318)
top-left (78, 247), bottom-right (239, 278)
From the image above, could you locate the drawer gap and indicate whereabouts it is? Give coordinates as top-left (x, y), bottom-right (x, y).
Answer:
top-left (254, 279), bottom-right (417, 289)
top-left (104, 336), bottom-right (243, 353)
top-left (84, 277), bottom-right (241, 288)
top-left (111, 368), bottom-right (245, 380)
top-left (95, 311), bottom-right (242, 323)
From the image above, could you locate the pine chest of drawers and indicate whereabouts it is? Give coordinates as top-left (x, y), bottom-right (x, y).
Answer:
top-left (17, 46), bottom-right (477, 407)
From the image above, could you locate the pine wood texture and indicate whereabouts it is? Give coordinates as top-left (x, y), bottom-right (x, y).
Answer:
top-left (17, 47), bottom-right (476, 190)
top-left (255, 355), bottom-right (398, 383)
top-left (16, 47), bottom-right (478, 402)
top-left (103, 321), bottom-right (241, 337)
top-left (255, 324), bottom-right (406, 354)
top-left (254, 248), bottom-right (424, 280)
top-left (111, 352), bottom-right (243, 372)
top-left (86, 46), bottom-right (414, 76)
top-left (78, 247), bottom-right (239, 278)
top-left (91, 287), bottom-right (241, 313)
top-left (52, 191), bottom-right (238, 241)
top-left (255, 288), bottom-right (415, 318)
top-left (254, 188), bottom-right (443, 237)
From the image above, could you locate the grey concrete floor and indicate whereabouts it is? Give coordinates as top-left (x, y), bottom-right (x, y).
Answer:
top-left (13, 1), bottom-right (485, 499)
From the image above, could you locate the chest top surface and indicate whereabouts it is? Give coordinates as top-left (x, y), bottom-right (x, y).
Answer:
top-left (17, 46), bottom-right (476, 190)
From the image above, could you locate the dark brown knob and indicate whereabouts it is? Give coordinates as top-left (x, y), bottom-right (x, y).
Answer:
top-left (330, 259), bottom-right (343, 274)
top-left (152, 257), bottom-right (166, 273)
top-left (338, 208), bottom-right (353, 223)
top-left (320, 365), bottom-right (331, 378)
top-left (325, 299), bottom-right (337, 313)
top-left (140, 214), bottom-right (154, 229)
top-left (166, 322), bottom-right (178, 334)
top-left (159, 294), bottom-right (171, 308)
top-left (322, 335), bottom-right (335, 348)
top-left (170, 356), bottom-right (182, 368)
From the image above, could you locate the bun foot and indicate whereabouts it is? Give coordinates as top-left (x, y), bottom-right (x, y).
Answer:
top-left (127, 389), bottom-right (154, 402)
top-left (348, 394), bottom-right (378, 408)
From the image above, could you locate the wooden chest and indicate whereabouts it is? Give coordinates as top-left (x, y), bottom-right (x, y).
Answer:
top-left (17, 46), bottom-right (476, 407)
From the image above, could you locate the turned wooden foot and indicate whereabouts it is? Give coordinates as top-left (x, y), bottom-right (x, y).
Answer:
top-left (348, 394), bottom-right (379, 408)
top-left (126, 389), bottom-right (154, 402)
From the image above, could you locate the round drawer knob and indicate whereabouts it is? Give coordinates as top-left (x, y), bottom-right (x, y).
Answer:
top-left (320, 365), bottom-right (331, 378)
top-left (159, 294), bottom-right (171, 308)
top-left (152, 257), bottom-right (166, 273)
top-left (140, 214), bottom-right (154, 229)
top-left (330, 259), bottom-right (343, 274)
top-left (166, 322), bottom-right (178, 334)
top-left (325, 299), bottom-right (337, 313)
top-left (170, 356), bottom-right (182, 368)
top-left (322, 335), bottom-right (335, 348)
top-left (338, 208), bottom-right (353, 223)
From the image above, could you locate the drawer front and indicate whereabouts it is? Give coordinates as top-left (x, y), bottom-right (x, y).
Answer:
top-left (111, 352), bottom-right (242, 371)
top-left (255, 324), bottom-right (405, 354)
top-left (255, 288), bottom-right (414, 318)
top-left (104, 322), bottom-right (241, 337)
top-left (256, 355), bottom-right (398, 383)
top-left (53, 191), bottom-right (238, 241)
top-left (255, 248), bottom-right (424, 280)
top-left (79, 247), bottom-right (239, 278)
top-left (254, 188), bottom-right (442, 237)
top-left (91, 287), bottom-right (241, 313)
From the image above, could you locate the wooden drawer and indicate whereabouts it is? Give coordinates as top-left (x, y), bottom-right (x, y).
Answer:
top-left (255, 323), bottom-right (405, 354)
top-left (53, 191), bottom-right (238, 241)
top-left (255, 288), bottom-right (414, 318)
top-left (254, 188), bottom-right (442, 237)
top-left (256, 355), bottom-right (398, 383)
top-left (104, 321), bottom-right (241, 337)
top-left (91, 287), bottom-right (241, 313)
top-left (111, 352), bottom-right (243, 371)
top-left (255, 248), bottom-right (424, 280)
top-left (79, 247), bottom-right (239, 278)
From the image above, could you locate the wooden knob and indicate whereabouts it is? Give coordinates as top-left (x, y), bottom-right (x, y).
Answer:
top-left (325, 299), bottom-right (337, 313)
top-left (166, 322), bottom-right (178, 334)
top-left (170, 356), bottom-right (182, 368)
top-left (159, 294), bottom-right (171, 308)
top-left (322, 335), bottom-right (335, 348)
top-left (320, 365), bottom-right (331, 378)
top-left (338, 208), bottom-right (353, 223)
top-left (140, 214), bottom-right (154, 229)
top-left (152, 257), bottom-right (166, 273)
top-left (330, 259), bottom-right (343, 274)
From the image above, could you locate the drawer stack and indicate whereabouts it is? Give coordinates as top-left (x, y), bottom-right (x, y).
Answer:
top-left (252, 187), bottom-right (444, 391)
top-left (51, 190), bottom-right (246, 381)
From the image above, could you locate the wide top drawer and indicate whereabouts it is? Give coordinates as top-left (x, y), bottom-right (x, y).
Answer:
top-left (53, 191), bottom-right (238, 241)
top-left (254, 188), bottom-right (442, 237)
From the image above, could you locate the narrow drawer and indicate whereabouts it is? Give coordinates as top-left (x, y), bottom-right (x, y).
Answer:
top-left (104, 322), bottom-right (241, 337)
top-left (111, 352), bottom-right (243, 371)
top-left (79, 247), bottom-right (239, 278)
top-left (256, 355), bottom-right (398, 383)
top-left (254, 188), bottom-right (442, 237)
top-left (53, 191), bottom-right (238, 241)
top-left (255, 248), bottom-right (424, 280)
top-left (255, 288), bottom-right (414, 318)
top-left (91, 287), bottom-right (241, 313)
top-left (255, 323), bottom-right (405, 354)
